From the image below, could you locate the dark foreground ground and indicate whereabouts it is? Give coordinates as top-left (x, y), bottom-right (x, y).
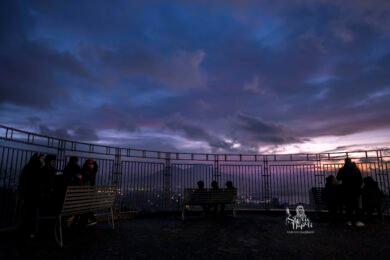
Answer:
top-left (1, 212), bottom-right (390, 260)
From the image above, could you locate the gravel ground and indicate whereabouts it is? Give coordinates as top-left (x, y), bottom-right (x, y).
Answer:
top-left (1, 213), bottom-right (389, 260)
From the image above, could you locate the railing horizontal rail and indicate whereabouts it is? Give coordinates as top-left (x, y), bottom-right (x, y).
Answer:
top-left (1, 124), bottom-right (389, 162)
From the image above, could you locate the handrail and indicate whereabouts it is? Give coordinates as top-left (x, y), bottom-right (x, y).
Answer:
top-left (0, 124), bottom-right (389, 161)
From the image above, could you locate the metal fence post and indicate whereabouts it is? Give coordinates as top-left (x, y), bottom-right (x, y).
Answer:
top-left (113, 148), bottom-right (122, 187)
top-left (56, 140), bottom-right (66, 170)
top-left (263, 156), bottom-right (271, 210)
top-left (213, 156), bottom-right (220, 184)
top-left (164, 153), bottom-right (171, 210)
top-left (314, 153), bottom-right (324, 188)
top-left (377, 150), bottom-right (388, 197)
top-left (313, 153), bottom-right (324, 212)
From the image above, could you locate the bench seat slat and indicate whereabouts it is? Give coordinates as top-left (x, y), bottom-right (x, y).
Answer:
top-left (65, 189), bottom-right (95, 193)
top-left (63, 197), bottom-right (115, 205)
top-left (63, 199), bottom-right (114, 207)
top-left (65, 190), bottom-right (116, 193)
top-left (63, 198), bottom-right (114, 204)
top-left (64, 195), bottom-right (115, 201)
top-left (61, 208), bottom-right (112, 215)
top-left (63, 197), bottom-right (115, 206)
top-left (62, 202), bottom-right (114, 212)
top-left (64, 194), bottom-right (116, 201)
top-left (63, 204), bottom-right (113, 213)
top-left (67, 186), bottom-right (96, 189)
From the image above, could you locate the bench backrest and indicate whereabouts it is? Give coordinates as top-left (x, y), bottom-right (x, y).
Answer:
top-left (61, 185), bottom-right (116, 216)
top-left (183, 188), bottom-right (237, 205)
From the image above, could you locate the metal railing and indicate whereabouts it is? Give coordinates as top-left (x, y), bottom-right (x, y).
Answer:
top-left (0, 124), bottom-right (389, 229)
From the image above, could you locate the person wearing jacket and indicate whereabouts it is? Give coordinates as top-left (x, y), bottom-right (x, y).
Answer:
top-left (336, 158), bottom-right (364, 227)
top-left (18, 153), bottom-right (45, 238)
top-left (220, 181), bottom-right (236, 216)
top-left (81, 159), bottom-right (99, 226)
top-left (39, 154), bottom-right (61, 216)
top-left (82, 159), bottom-right (98, 186)
top-left (64, 156), bottom-right (82, 186)
top-left (362, 176), bottom-right (384, 222)
top-left (323, 175), bottom-right (341, 221)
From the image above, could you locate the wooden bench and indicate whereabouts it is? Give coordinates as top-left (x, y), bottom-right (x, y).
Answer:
top-left (181, 188), bottom-right (238, 220)
top-left (40, 185), bottom-right (117, 247)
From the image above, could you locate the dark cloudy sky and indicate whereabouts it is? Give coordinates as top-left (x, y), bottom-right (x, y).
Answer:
top-left (1, 0), bottom-right (390, 154)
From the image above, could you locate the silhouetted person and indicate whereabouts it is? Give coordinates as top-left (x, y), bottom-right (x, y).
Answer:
top-left (323, 175), bottom-right (340, 221)
top-left (64, 156), bottom-right (82, 186)
top-left (40, 154), bottom-right (60, 216)
top-left (196, 180), bottom-right (209, 214)
top-left (18, 153), bottom-right (45, 238)
top-left (197, 180), bottom-right (205, 190)
top-left (211, 181), bottom-right (219, 190)
top-left (61, 156), bottom-right (84, 228)
top-left (336, 158), bottom-right (364, 227)
top-left (210, 181), bottom-right (221, 216)
top-left (81, 159), bottom-right (99, 226)
top-left (220, 181), bottom-right (237, 216)
top-left (82, 159), bottom-right (98, 186)
top-left (225, 181), bottom-right (236, 191)
top-left (362, 177), bottom-right (384, 222)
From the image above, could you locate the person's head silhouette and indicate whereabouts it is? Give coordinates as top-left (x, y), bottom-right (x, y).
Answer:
top-left (344, 157), bottom-right (352, 165)
top-left (211, 181), bottom-right (219, 190)
top-left (28, 153), bottom-right (45, 168)
top-left (45, 154), bottom-right (57, 168)
top-left (226, 181), bottom-right (234, 189)
top-left (197, 180), bottom-right (205, 189)
top-left (68, 156), bottom-right (79, 165)
top-left (326, 175), bottom-right (336, 185)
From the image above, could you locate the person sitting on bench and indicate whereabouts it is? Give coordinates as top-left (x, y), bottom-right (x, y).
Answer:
top-left (196, 180), bottom-right (210, 214)
top-left (210, 181), bottom-right (221, 216)
top-left (220, 181), bottom-right (236, 216)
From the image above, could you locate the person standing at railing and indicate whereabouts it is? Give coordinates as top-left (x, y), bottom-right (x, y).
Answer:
top-left (324, 175), bottom-right (341, 222)
top-left (62, 156), bottom-right (84, 228)
top-left (336, 158), bottom-right (364, 227)
top-left (82, 159), bottom-right (98, 186)
top-left (40, 154), bottom-right (63, 216)
top-left (18, 153), bottom-right (45, 239)
top-left (362, 176), bottom-right (384, 222)
top-left (64, 156), bottom-right (83, 186)
top-left (81, 159), bottom-right (99, 226)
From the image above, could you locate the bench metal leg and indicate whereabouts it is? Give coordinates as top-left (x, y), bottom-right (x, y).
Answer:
top-left (111, 208), bottom-right (115, 229)
top-left (233, 203), bottom-right (239, 218)
top-left (181, 207), bottom-right (185, 221)
top-left (59, 216), bottom-right (63, 248)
